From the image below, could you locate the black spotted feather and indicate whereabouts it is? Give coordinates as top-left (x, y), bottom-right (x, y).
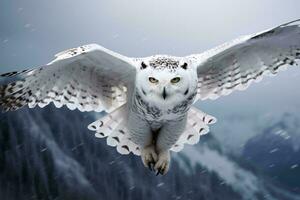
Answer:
top-left (0, 44), bottom-right (135, 113)
top-left (189, 19), bottom-right (300, 100)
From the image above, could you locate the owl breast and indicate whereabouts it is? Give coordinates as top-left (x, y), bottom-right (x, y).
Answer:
top-left (130, 91), bottom-right (197, 123)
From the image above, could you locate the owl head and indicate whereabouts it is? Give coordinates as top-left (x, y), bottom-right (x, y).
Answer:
top-left (135, 56), bottom-right (198, 107)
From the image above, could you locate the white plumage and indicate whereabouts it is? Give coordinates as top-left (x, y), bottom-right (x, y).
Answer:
top-left (1, 44), bottom-right (133, 113)
top-left (1, 19), bottom-right (299, 175)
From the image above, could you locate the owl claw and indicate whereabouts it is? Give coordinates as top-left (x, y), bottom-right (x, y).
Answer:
top-left (141, 145), bottom-right (158, 171)
top-left (154, 150), bottom-right (170, 175)
top-left (148, 164), bottom-right (152, 171)
top-left (148, 162), bottom-right (155, 171)
top-left (156, 169), bottom-right (160, 176)
top-left (155, 166), bottom-right (165, 176)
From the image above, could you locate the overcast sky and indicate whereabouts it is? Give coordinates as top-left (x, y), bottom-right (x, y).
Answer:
top-left (1, 0), bottom-right (300, 150)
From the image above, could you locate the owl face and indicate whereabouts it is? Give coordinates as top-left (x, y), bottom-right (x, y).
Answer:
top-left (136, 57), bottom-right (198, 107)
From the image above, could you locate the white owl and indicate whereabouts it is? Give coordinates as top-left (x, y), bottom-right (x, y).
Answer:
top-left (1, 20), bottom-right (300, 175)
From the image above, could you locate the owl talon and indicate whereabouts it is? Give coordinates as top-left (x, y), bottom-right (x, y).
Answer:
top-left (148, 164), bottom-right (152, 171)
top-left (156, 169), bottom-right (161, 176)
top-left (141, 145), bottom-right (158, 171)
top-left (154, 150), bottom-right (170, 175)
top-left (148, 162), bottom-right (155, 171)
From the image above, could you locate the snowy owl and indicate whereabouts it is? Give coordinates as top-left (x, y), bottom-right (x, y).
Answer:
top-left (1, 20), bottom-right (300, 175)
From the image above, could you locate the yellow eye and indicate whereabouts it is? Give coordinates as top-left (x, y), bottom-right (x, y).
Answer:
top-left (149, 77), bottom-right (159, 84)
top-left (170, 77), bottom-right (181, 84)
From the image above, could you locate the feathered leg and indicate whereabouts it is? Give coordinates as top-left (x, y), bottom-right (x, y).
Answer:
top-left (127, 113), bottom-right (158, 170)
top-left (154, 116), bottom-right (187, 175)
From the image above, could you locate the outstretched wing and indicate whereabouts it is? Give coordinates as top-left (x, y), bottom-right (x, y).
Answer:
top-left (187, 19), bottom-right (300, 100)
top-left (0, 44), bottom-right (136, 112)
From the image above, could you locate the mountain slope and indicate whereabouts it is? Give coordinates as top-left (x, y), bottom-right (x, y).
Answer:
top-left (0, 106), bottom-right (299, 200)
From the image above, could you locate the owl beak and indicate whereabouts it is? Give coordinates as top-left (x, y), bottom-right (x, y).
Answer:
top-left (162, 87), bottom-right (167, 100)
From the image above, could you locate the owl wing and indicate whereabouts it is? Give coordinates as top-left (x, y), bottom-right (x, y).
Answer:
top-left (187, 19), bottom-right (300, 101)
top-left (0, 44), bottom-right (136, 113)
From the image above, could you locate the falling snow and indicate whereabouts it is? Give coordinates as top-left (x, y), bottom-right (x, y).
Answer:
top-left (274, 129), bottom-right (291, 140)
top-left (269, 148), bottom-right (279, 153)
top-left (269, 164), bottom-right (275, 168)
top-left (156, 182), bottom-right (164, 187)
top-left (24, 24), bottom-right (32, 28)
top-left (112, 34), bottom-right (119, 39)
top-left (291, 164), bottom-right (298, 169)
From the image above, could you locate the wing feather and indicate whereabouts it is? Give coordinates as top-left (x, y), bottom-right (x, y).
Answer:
top-left (0, 44), bottom-right (136, 113)
top-left (188, 19), bottom-right (300, 100)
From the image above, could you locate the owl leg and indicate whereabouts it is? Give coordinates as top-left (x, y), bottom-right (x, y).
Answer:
top-left (141, 144), bottom-right (158, 171)
top-left (154, 117), bottom-right (187, 175)
top-left (154, 150), bottom-right (170, 175)
top-left (127, 114), bottom-right (157, 171)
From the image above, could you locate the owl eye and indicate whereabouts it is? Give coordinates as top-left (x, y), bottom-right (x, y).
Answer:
top-left (149, 77), bottom-right (159, 84)
top-left (170, 77), bottom-right (181, 84)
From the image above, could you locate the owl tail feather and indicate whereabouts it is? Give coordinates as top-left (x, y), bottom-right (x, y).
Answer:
top-left (87, 104), bottom-right (141, 156)
top-left (88, 105), bottom-right (216, 156)
top-left (170, 106), bottom-right (217, 152)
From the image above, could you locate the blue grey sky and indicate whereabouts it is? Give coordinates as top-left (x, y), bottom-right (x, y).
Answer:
top-left (1, 0), bottom-right (300, 150)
